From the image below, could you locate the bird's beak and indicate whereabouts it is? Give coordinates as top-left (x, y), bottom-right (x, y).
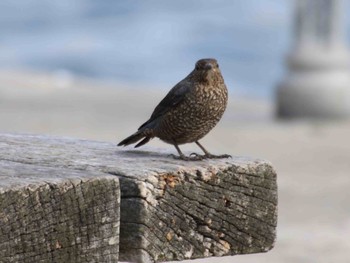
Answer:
top-left (204, 63), bottom-right (213, 70)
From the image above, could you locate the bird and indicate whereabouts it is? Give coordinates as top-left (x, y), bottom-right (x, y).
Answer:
top-left (118, 58), bottom-right (231, 161)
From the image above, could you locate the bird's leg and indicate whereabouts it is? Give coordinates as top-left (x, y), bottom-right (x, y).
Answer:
top-left (195, 141), bottom-right (231, 159)
top-left (172, 143), bottom-right (187, 160)
top-left (170, 143), bottom-right (204, 161)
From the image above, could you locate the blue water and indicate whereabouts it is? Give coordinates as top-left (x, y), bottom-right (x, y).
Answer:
top-left (0, 1), bottom-right (349, 98)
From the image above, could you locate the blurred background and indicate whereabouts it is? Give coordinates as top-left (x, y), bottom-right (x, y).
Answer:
top-left (0, 0), bottom-right (293, 98)
top-left (1, 0), bottom-right (350, 262)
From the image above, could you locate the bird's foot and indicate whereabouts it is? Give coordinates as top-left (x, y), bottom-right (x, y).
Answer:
top-left (204, 153), bottom-right (232, 159)
top-left (189, 152), bottom-right (207, 160)
top-left (169, 153), bottom-right (205, 161)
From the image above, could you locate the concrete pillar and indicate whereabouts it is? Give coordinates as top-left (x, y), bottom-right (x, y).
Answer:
top-left (276, 0), bottom-right (350, 119)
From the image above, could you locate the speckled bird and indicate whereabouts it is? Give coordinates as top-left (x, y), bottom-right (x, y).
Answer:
top-left (118, 58), bottom-right (230, 161)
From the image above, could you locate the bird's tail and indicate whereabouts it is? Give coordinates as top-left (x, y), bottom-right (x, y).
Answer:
top-left (117, 130), bottom-right (152, 148)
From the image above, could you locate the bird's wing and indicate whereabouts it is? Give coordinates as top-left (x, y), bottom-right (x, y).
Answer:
top-left (138, 81), bottom-right (190, 130)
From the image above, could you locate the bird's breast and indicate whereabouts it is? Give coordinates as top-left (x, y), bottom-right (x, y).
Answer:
top-left (190, 84), bottom-right (228, 114)
top-left (155, 82), bottom-right (228, 144)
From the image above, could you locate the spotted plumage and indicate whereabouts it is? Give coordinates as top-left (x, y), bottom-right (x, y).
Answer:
top-left (118, 58), bottom-right (230, 161)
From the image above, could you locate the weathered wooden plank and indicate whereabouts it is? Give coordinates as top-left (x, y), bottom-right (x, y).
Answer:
top-left (0, 133), bottom-right (277, 263)
top-left (0, 160), bottom-right (120, 263)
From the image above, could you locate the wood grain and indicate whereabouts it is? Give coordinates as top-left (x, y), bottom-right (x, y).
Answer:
top-left (0, 133), bottom-right (277, 263)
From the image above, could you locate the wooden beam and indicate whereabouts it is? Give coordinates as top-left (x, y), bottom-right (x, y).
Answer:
top-left (0, 133), bottom-right (277, 263)
top-left (0, 160), bottom-right (120, 263)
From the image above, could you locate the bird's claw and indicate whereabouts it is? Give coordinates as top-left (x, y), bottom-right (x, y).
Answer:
top-left (168, 154), bottom-right (180, 159)
top-left (189, 152), bottom-right (206, 160)
top-left (189, 152), bottom-right (203, 157)
top-left (169, 153), bottom-right (231, 161)
top-left (169, 153), bottom-right (205, 161)
top-left (205, 153), bottom-right (232, 159)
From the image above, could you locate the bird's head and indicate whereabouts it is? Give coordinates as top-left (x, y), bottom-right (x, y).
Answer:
top-left (194, 58), bottom-right (222, 83)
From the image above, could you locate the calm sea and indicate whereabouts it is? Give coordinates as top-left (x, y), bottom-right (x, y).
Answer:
top-left (0, 1), bottom-right (349, 98)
